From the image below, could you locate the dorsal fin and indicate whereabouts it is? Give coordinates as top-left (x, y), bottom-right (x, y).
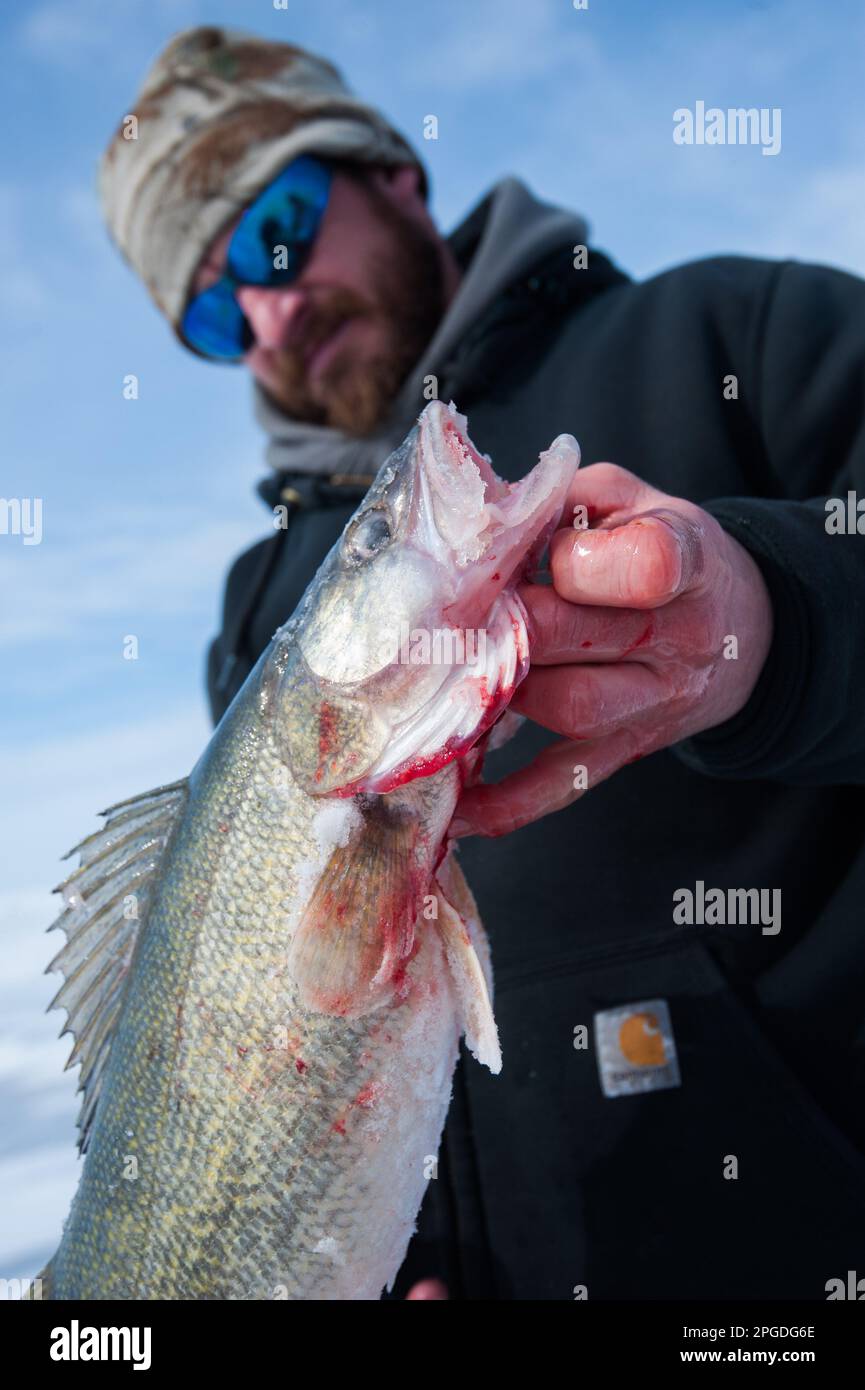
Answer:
top-left (46, 778), bottom-right (188, 1153)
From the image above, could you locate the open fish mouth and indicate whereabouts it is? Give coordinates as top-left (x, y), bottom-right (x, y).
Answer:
top-left (325, 402), bottom-right (580, 796)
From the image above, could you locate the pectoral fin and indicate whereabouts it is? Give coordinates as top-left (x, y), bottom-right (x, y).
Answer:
top-left (288, 796), bottom-right (425, 1017)
top-left (288, 784), bottom-right (502, 1079)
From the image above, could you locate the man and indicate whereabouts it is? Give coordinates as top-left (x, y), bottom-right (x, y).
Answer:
top-left (101, 26), bottom-right (865, 1300)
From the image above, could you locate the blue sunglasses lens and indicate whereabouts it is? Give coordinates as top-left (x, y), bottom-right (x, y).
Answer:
top-left (181, 280), bottom-right (252, 361)
top-left (181, 155), bottom-right (331, 360)
top-left (228, 155), bottom-right (331, 286)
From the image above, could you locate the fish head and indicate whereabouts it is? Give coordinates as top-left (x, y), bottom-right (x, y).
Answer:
top-left (268, 399), bottom-right (580, 795)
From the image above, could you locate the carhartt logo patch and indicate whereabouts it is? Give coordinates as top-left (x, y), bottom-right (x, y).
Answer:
top-left (594, 998), bottom-right (681, 1098)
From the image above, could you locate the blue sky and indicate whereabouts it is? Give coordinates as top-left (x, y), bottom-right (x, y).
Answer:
top-left (2, 0), bottom-right (864, 1277)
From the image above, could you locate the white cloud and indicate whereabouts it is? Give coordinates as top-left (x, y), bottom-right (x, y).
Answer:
top-left (0, 184), bottom-right (51, 318)
top-left (742, 162), bottom-right (865, 277)
top-left (0, 891), bottom-right (60, 991)
top-left (18, 2), bottom-right (101, 57)
top-left (0, 508), bottom-right (266, 645)
top-left (0, 1145), bottom-right (80, 1276)
top-left (406, 0), bottom-right (598, 89)
top-left (19, 0), bottom-right (199, 64)
top-left (0, 703), bottom-right (209, 893)
top-left (60, 184), bottom-right (107, 257)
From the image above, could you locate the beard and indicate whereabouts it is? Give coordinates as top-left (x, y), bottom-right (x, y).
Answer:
top-left (256, 188), bottom-right (447, 437)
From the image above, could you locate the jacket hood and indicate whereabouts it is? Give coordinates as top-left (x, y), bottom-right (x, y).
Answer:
top-left (253, 176), bottom-right (589, 479)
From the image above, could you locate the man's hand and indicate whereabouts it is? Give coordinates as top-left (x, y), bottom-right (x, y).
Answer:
top-left (453, 463), bottom-right (773, 837)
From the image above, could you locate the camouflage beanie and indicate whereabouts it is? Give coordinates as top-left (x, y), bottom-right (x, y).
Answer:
top-left (99, 26), bottom-right (428, 330)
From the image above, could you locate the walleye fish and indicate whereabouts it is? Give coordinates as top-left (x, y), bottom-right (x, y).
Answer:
top-left (40, 401), bottom-right (579, 1300)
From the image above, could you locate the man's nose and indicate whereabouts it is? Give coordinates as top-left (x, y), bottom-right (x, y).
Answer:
top-left (236, 285), bottom-right (306, 349)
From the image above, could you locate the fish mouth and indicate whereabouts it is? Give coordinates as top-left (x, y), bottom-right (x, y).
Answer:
top-left (413, 400), bottom-right (580, 621)
top-left (332, 402), bottom-right (580, 796)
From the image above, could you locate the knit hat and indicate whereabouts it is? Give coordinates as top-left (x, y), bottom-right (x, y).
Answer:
top-left (99, 26), bottom-right (428, 331)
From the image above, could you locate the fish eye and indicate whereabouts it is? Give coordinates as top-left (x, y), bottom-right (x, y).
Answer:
top-left (344, 504), bottom-right (393, 562)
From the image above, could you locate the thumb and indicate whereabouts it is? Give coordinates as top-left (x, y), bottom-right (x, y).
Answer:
top-left (550, 506), bottom-right (707, 609)
top-left (562, 459), bottom-right (651, 527)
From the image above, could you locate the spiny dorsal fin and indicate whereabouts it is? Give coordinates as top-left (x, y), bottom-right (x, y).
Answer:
top-left (47, 778), bottom-right (188, 1153)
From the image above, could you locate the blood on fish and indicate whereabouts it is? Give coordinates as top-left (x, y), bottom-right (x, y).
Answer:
top-left (472, 676), bottom-right (495, 709)
top-left (295, 1058), bottom-right (307, 1075)
top-left (347, 737), bottom-right (463, 794)
top-left (581, 640), bottom-right (593, 648)
top-left (340, 682), bottom-right (518, 797)
top-left (432, 837), bottom-right (450, 873)
top-left (317, 706), bottom-right (340, 761)
top-left (353, 1081), bottom-right (382, 1109)
top-left (389, 962), bottom-right (414, 1006)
